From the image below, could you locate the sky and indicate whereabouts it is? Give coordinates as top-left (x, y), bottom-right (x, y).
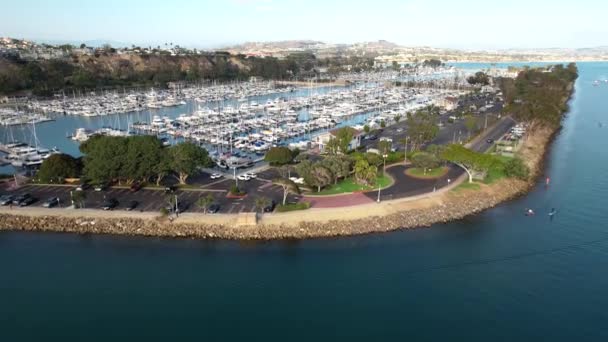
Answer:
top-left (1, 0), bottom-right (607, 50)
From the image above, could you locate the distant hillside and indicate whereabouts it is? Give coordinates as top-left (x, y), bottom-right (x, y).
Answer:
top-left (0, 52), bottom-right (303, 96)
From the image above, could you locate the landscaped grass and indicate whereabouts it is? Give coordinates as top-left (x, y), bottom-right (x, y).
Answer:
top-left (314, 175), bottom-right (392, 195)
top-left (276, 202), bottom-right (311, 212)
top-left (452, 182), bottom-right (481, 192)
top-left (406, 167), bottom-right (449, 179)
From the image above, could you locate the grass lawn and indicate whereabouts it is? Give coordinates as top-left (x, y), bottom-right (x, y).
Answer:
top-left (406, 167), bottom-right (449, 179)
top-left (314, 175), bottom-right (393, 195)
top-left (452, 182), bottom-right (481, 192)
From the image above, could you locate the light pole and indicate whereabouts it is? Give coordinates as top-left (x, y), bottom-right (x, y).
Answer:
top-left (403, 136), bottom-right (408, 165)
top-left (233, 167), bottom-right (238, 188)
top-left (484, 112), bottom-right (488, 130)
top-left (378, 154), bottom-right (388, 203)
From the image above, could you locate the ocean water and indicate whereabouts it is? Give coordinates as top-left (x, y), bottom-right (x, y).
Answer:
top-left (1, 62), bottom-right (608, 341)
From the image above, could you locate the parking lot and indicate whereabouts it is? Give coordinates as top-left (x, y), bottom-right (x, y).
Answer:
top-left (0, 168), bottom-right (297, 215)
top-left (361, 92), bottom-right (504, 151)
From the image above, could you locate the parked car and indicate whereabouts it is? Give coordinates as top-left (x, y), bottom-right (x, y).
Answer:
top-left (130, 182), bottom-right (142, 193)
top-left (125, 200), bottom-right (138, 211)
top-left (101, 198), bottom-right (118, 210)
top-left (94, 183), bottom-right (108, 192)
top-left (42, 197), bottom-right (60, 208)
top-left (76, 182), bottom-right (90, 191)
top-left (210, 173), bottom-right (222, 180)
top-left (396, 128), bottom-right (404, 133)
top-left (19, 196), bottom-right (37, 207)
top-left (12, 194), bottom-right (32, 206)
top-left (246, 172), bottom-right (257, 179)
top-left (0, 195), bottom-right (14, 206)
top-left (208, 203), bottom-right (221, 214)
top-left (263, 200), bottom-right (277, 213)
top-left (164, 185), bottom-right (177, 194)
top-left (237, 174), bottom-right (251, 181)
top-left (367, 135), bottom-right (378, 140)
top-left (486, 138), bottom-right (495, 144)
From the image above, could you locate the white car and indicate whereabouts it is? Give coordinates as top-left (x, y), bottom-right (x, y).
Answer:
top-left (396, 128), bottom-right (404, 133)
top-left (237, 174), bottom-right (251, 181)
top-left (210, 173), bottom-right (222, 180)
top-left (246, 172), bottom-right (257, 179)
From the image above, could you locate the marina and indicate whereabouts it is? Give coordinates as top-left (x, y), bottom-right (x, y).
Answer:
top-left (0, 67), bottom-right (486, 174)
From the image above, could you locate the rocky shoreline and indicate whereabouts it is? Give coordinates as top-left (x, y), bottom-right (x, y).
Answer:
top-left (0, 125), bottom-right (556, 240)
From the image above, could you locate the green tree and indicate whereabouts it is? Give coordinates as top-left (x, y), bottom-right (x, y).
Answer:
top-left (71, 190), bottom-right (86, 209)
top-left (321, 155), bottom-right (352, 184)
top-left (504, 158), bottom-right (530, 180)
top-left (254, 196), bottom-right (272, 213)
top-left (264, 147), bottom-right (293, 166)
top-left (467, 72), bottom-right (490, 86)
top-left (37, 153), bottom-right (80, 183)
top-left (380, 120), bottom-right (386, 128)
top-left (272, 178), bottom-right (300, 205)
top-left (354, 159), bottom-right (377, 186)
top-left (411, 152), bottom-right (440, 174)
top-left (196, 193), bottom-right (215, 214)
top-left (377, 140), bottom-right (392, 155)
top-left (324, 137), bottom-right (340, 155)
top-left (334, 127), bottom-right (355, 154)
top-left (169, 142), bottom-right (212, 184)
top-left (308, 164), bottom-right (333, 192)
top-left (80, 135), bottom-right (128, 184)
top-left (394, 114), bottom-right (402, 123)
top-left (441, 144), bottom-right (498, 183)
top-left (123, 135), bottom-right (164, 184)
top-left (154, 148), bottom-right (172, 186)
top-left (406, 110), bottom-right (439, 151)
top-left (363, 125), bottom-right (370, 134)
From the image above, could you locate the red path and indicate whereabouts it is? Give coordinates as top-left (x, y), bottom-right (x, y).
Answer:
top-left (304, 192), bottom-right (375, 208)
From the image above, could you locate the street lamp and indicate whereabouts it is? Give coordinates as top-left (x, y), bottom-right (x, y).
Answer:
top-left (378, 153), bottom-right (388, 203)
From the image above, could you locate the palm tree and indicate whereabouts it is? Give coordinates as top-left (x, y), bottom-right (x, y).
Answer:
top-left (272, 178), bottom-right (300, 205)
top-left (71, 190), bottom-right (86, 208)
top-left (254, 197), bottom-right (271, 213)
top-left (196, 194), bottom-right (214, 214)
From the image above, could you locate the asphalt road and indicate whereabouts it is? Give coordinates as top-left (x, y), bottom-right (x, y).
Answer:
top-left (364, 164), bottom-right (464, 201)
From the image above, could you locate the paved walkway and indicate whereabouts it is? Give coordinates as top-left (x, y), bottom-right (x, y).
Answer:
top-left (305, 192), bottom-right (375, 208)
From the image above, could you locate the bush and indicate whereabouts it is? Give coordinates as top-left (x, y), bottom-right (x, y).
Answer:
top-left (504, 158), bottom-right (529, 180)
top-left (385, 151), bottom-right (405, 164)
top-left (264, 147), bottom-right (293, 166)
top-left (159, 207), bottom-right (169, 216)
top-left (276, 202), bottom-right (311, 212)
top-left (230, 184), bottom-right (246, 195)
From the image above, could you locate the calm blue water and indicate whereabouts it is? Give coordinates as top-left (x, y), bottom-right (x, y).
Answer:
top-left (0, 83), bottom-right (377, 173)
top-left (2, 62), bottom-right (608, 341)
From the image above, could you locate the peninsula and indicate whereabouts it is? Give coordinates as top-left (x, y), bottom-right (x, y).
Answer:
top-left (0, 45), bottom-right (578, 239)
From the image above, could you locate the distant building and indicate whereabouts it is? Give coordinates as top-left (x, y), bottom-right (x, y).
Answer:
top-left (440, 96), bottom-right (459, 111)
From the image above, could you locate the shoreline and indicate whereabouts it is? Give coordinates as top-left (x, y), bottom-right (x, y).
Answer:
top-left (0, 124), bottom-right (557, 240)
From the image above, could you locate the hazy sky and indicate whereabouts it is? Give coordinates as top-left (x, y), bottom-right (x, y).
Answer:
top-left (1, 0), bottom-right (606, 49)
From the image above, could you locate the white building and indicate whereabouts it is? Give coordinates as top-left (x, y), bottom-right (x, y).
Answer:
top-left (315, 127), bottom-right (363, 153)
